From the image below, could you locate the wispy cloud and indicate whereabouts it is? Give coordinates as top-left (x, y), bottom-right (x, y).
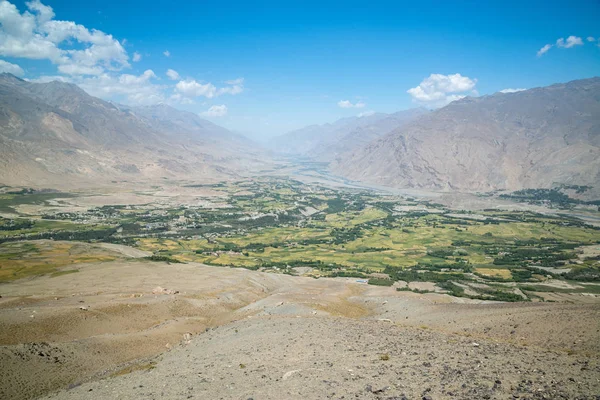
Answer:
top-left (0, 59), bottom-right (24, 76)
top-left (29, 69), bottom-right (166, 105)
top-left (338, 100), bottom-right (366, 108)
top-left (78, 69), bottom-right (165, 105)
top-left (174, 78), bottom-right (244, 99)
top-left (357, 110), bottom-right (375, 117)
top-left (200, 104), bottom-right (227, 117)
top-left (132, 52), bottom-right (142, 62)
top-left (163, 50), bottom-right (170, 57)
top-left (537, 35), bottom-right (586, 57)
top-left (536, 44), bottom-right (553, 57)
top-left (499, 88), bottom-right (526, 93)
top-left (225, 77), bottom-right (244, 85)
top-left (166, 69), bottom-right (180, 80)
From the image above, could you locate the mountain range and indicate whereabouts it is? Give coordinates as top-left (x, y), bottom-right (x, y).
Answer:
top-left (330, 77), bottom-right (600, 195)
top-left (271, 108), bottom-right (428, 161)
top-left (0, 73), bottom-right (266, 187)
top-left (1, 73), bottom-right (598, 196)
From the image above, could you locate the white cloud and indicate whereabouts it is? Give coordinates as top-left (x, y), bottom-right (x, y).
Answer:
top-left (175, 79), bottom-right (217, 98)
top-left (26, 0), bottom-right (54, 23)
top-left (166, 68), bottom-right (180, 80)
top-left (219, 77), bottom-right (244, 95)
top-left (536, 44), bottom-right (552, 57)
top-left (118, 69), bottom-right (156, 85)
top-left (0, 0), bottom-right (129, 75)
top-left (57, 63), bottom-right (104, 75)
top-left (75, 69), bottom-right (164, 105)
top-left (200, 104), bottom-right (227, 117)
top-left (30, 70), bottom-right (164, 105)
top-left (407, 73), bottom-right (477, 107)
top-left (338, 100), bottom-right (366, 108)
top-left (26, 74), bottom-right (71, 83)
top-left (0, 1), bottom-right (247, 108)
top-left (169, 93), bottom-right (195, 105)
top-left (174, 78), bottom-right (244, 99)
top-left (0, 59), bottom-right (24, 75)
top-left (357, 110), bottom-right (375, 117)
top-left (499, 88), bottom-right (526, 93)
top-left (218, 84), bottom-right (243, 95)
top-left (225, 77), bottom-right (244, 85)
top-left (556, 35), bottom-right (583, 48)
top-left (538, 35), bottom-right (588, 57)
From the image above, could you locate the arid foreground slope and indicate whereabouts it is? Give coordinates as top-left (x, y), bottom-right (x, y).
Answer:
top-left (0, 260), bottom-right (599, 400)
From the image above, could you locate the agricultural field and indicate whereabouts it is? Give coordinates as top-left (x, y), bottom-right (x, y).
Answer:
top-left (1, 178), bottom-right (600, 301)
top-left (0, 241), bottom-right (123, 282)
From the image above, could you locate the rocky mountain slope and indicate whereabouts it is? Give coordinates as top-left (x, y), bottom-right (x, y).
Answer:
top-left (332, 78), bottom-right (600, 194)
top-left (0, 73), bottom-right (267, 187)
top-left (272, 108), bottom-right (428, 160)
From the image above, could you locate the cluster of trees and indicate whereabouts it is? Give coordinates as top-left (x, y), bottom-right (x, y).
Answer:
top-left (330, 271), bottom-right (368, 278)
top-left (362, 247), bottom-right (392, 252)
top-left (0, 218), bottom-right (34, 231)
top-left (559, 184), bottom-right (592, 194)
top-left (383, 265), bottom-right (467, 283)
top-left (368, 278), bottom-right (394, 286)
top-left (500, 188), bottom-right (600, 208)
top-left (196, 240), bottom-right (298, 255)
top-left (330, 226), bottom-right (363, 244)
top-left (325, 198), bottom-right (347, 214)
top-left (7, 188), bottom-right (37, 195)
top-left (436, 281), bottom-right (525, 302)
top-left (438, 218), bottom-right (472, 226)
top-left (0, 227), bottom-right (118, 244)
top-left (325, 196), bottom-right (367, 214)
top-left (491, 247), bottom-right (576, 267)
top-left (427, 248), bottom-right (455, 259)
top-left (145, 255), bottom-right (183, 264)
top-left (563, 267), bottom-right (600, 281)
top-left (380, 263), bottom-right (526, 301)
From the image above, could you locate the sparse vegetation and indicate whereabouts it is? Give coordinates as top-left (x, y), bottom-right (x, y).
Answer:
top-left (1, 178), bottom-right (598, 300)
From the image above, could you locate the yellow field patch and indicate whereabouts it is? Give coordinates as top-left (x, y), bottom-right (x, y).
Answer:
top-left (325, 207), bottom-right (388, 227)
top-left (0, 240), bottom-right (121, 282)
top-left (137, 238), bottom-right (182, 251)
top-left (475, 267), bottom-right (512, 279)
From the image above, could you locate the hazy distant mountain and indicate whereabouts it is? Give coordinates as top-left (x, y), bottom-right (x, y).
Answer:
top-left (271, 108), bottom-right (428, 160)
top-left (314, 108), bottom-right (430, 160)
top-left (127, 104), bottom-right (252, 145)
top-left (332, 78), bottom-right (600, 194)
top-left (0, 73), bottom-right (267, 187)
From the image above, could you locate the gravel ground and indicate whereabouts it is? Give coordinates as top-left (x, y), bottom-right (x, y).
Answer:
top-left (1, 260), bottom-right (599, 400)
top-left (43, 316), bottom-right (600, 400)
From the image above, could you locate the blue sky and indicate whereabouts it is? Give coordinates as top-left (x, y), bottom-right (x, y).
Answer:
top-left (0, 0), bottom-right (599, 139)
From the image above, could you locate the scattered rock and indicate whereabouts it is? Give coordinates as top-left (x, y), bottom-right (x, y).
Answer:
top-left (282, 370), bottom-right (301, 380)
top-left (152, 286), bottom-right (178, 295)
